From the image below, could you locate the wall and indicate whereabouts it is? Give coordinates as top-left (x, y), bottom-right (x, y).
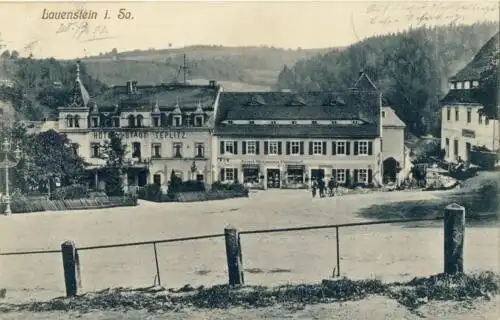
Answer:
top-left (441, 105), bottom-right (500, 162)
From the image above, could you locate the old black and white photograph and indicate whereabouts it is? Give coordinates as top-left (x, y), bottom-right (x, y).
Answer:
top-left (0, 1), bottom-right (499, 319)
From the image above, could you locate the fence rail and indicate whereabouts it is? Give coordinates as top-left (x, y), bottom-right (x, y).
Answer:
top-left (0, 206), bottom-right (464, 298)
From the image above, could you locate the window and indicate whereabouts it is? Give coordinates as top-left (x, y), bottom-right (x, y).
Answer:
top-left (173, 143), bottom-right (182, 158)
top-left (91, 143), bottom-right (100, 158)
top-left (270, 121), bottom-right (277, 124)
top-left (132, 142), bottom-right (141, 159)
top-left (185, 116), bottom-right (192, 127)
top-left (136, 115), bottom-right (144, 127)
top-left (249, 120), bottom-right (254, 125)
top-left (225, 168), bottom-right (236, 181)
top-left (195, 143), bottom-right (204, 158)
top-left (358, 141), bottom-right (369, 155)
top-left (74, 115), bottom-right (80, 128)
top-left (291, 120), bottom-right (297, 125)
top-left (113, 117), bottom-right (120, 127)
top-left (246, 140), bottom-right (256, 154)
top-left (195, 116), bottom-right (203, 127)
top-left (312, 141), bottom-right (323, 155)
top-left (467, 109), bottom-right (471, 123)
top-left (381, 111), bottom-right (386, 118)
top-left (174, 116), bottom-right (182, 127)
top-left (153, 117), bottom-right (160, 127)
top-left (312, 120), bottom-right (318, 124)
top-left (445, 138), bottom-right (450, 156)
top-left (228, 120), bottom-right (234, 124)
top-left (151, 143), bottom-right (161, 158)
top-left (66, 115), bottom-right (74, 127)
top-left (357, 169), bottom-right (368, 183)
top-left (449, 82), bottom-right (455, 90)
top-left (224, 141), bottom-right (234, 154)
top-left (453, 139), bottom-right (458, 156)
top-left (290, 141), bottom-right (300, 155)
top-left (472, 80), bottom-right (479, 87)
top-left (268, 141), bottom-right (278, 155)
top-left (336, 141), bottom-right (346, 155)
top-left (128, 115), bottom-right (135, 127)
top-left (335, 169), bottom-right (346, 183)
top-left (447, 108), bottom-right (451, 121)
top-left (464, 81), bottom-right (470, 89)
top-left (455, 108), bottom-right (459, 121)
top-left (91, 117), bottom-right (99, 128)
top-left (479, 114), bottom-right (483, 124)
top-left (456, 82), bottom-right (463, 89)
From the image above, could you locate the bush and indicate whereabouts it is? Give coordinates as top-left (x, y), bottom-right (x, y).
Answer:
top-left (212, 182), bottom-right (248, 193)
top-left (179, 180), bottom-right (206, 192)
top-left (50, 184), bottom-right (88, 200)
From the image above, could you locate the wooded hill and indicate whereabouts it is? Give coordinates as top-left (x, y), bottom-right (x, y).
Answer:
top-left (276, 22), bottom-right (499, 136)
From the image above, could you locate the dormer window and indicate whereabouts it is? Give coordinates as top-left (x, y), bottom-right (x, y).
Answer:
top-left (66, 115), bottom-right (74, 128)
top-left (174, 115), bottom-right (182, 127)
top-left (473, 80), bottom-right (479, 88)
top-left (136, 115), bottom-right (144, 127)
top-left (456, 82), bottom-right (463, 89)
top-left (153, 116), bottom-right (160, 127)
top-left (195, 115), bottom-right (203, 127)
top-left (91, 116), bottom-right (99, 128)
top-left (464, 81), bottom-right (470, 89)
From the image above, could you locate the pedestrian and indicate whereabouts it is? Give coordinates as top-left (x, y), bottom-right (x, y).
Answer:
top-left (318, 178), bottom-right (325, 198)
top-left (311, 178), bottom-right (318, 198)
top-left (328, 177), bottom-right (336, 197)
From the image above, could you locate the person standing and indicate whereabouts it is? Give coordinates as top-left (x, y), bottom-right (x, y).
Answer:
top-left (311, 178), bottom-right (318, 198)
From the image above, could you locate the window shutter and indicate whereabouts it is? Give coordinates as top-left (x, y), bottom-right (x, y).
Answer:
top-left (368, 141), bottom-right (373, 155)
top-left (368, 169), bottom-right (373, 184)
top-left (264, 141), bottom-right (269, 155)
top-left (332, 141), bottom-right (337, 155)
top-left (220, 141), bottom-right (225, 154)
top-left (234, 168), bottom-right (239, 182)
top-left (353, 141), bottom-right (359, 155)
top-left (322, 141), bottom-right (327, 155)
top-left (309, 142), bottom-right (313, 155)
top-left (345, 169), bottom-right (350, 187)
top-left (300, 141), bottom-right (304, 155)
top-left (220, 168), bottom-right (225, 181)
top-left (233, 141), bottom-right (238, 155)
top-left (242, 141), bottom-right (247, 155)
top-left (256, 141), bottom-right (260, 155)
top-left (286, 142), bottom-right (290, 155)
top-left (346, 142), bottom-right (351, 155)
top-left (278, 142), bottom-right (282, 155)
top-left (353, 169), bottom-right (359, 183)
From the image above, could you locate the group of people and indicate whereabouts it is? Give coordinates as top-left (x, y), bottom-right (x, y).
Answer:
top-left (311, 177), bottom-right (339, 198)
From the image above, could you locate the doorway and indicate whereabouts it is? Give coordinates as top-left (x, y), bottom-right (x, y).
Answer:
top-left (266, 169), bottom-right (281, 188)
top-left (310, 169), bottom-right (325, 182)
top-left (383, 157), bottom-right (398, 183)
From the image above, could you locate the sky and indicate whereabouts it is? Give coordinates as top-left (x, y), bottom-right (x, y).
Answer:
top-left (0, 0), bottom-right (498, 59)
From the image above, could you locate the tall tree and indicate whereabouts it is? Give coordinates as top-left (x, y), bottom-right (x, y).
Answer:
top-left (476, 56), bottom-right (499, 119)
top-left (100, 132), bottom-right (127, 196)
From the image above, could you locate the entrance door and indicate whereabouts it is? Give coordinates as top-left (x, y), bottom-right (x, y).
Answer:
top-left (310, 169), bottom-right (325, 182)
top-left (267, 169), bottom-right (281, 188)
top-left (465, 142), bottom-right (472, 161)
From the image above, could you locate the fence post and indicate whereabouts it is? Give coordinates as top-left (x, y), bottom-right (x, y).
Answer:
top-left (61, 240), bottom-right (80, 297)
top-left (224, 226), bottom-right (244, 286)
top-left (444, 204), bottom-right (465, 275)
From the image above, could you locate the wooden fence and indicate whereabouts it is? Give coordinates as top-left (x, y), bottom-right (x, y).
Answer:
top-left (0, 204), bottom-right (466, 297)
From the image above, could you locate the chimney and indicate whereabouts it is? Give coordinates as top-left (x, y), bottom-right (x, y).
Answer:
top-left (126, 81), bottom-right (132, 94)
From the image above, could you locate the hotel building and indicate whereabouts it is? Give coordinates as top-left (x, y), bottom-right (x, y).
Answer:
top-left (58, 63), bottom-right (222, 190)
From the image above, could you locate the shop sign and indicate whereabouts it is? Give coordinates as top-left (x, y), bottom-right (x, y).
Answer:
top-left (92, 130), bottom-right (186, 140)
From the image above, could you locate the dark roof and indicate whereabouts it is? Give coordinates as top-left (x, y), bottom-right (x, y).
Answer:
top-left (217, 90), bottom-right (381, 123)
top-left (92, 83), bottom-right (220, 113)
top-left (216, 123), bottom-right (379, 139)
top-left (441, 89), bottom-right (483, 105)
top-left (449, 32), bottom-right (499, 81)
